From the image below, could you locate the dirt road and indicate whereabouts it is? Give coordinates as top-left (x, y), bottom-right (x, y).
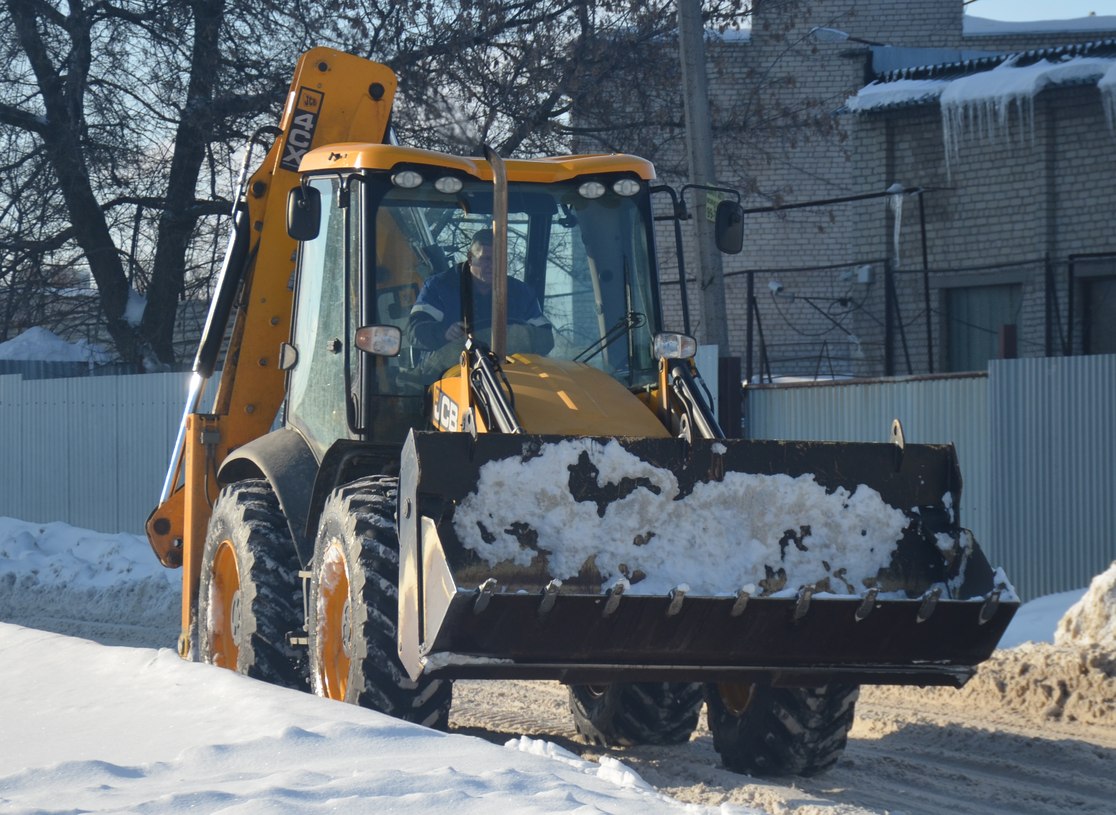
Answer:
top-left (450, 645), bottom-right (1116, 814)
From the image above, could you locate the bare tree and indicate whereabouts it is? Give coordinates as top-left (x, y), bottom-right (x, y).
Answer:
top-left (0, 0), bottom-right (751, 366)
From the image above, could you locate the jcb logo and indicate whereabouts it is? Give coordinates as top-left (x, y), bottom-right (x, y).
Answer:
top-left (436, 391), bottom-right (459, 431)
top-left (281, 88), bottom-right (324, 172)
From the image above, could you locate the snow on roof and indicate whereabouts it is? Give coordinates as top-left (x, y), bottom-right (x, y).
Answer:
top-left (845, 77), bottom-right (951, 113)
top-left (965, 15), bottom-right (1116, 37)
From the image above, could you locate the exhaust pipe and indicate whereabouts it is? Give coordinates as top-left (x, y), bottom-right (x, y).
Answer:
top-left (482, 144), bottom-right (508, 361)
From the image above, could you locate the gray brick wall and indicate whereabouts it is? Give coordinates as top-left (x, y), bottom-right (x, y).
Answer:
top-left (639, 0), bottom-right (1116, 376)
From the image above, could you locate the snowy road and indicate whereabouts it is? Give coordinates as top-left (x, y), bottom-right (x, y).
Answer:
top-left (3, 517), bottom-right (1115, 814)
top-left (449, 657), bottom-right (1116, 815)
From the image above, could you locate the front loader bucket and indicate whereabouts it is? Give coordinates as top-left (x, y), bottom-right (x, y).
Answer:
top-left (397, 432), bottom-right (1018, 687)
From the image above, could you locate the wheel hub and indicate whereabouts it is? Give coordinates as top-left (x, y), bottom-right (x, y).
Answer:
top-left (229, 589), bottom-right (243, 645)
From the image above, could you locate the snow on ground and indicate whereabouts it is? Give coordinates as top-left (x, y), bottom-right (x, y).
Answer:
top-left (0, 517), bottom-right (732, 814)
top-left (1, 515), bottom-right (1113, 814)
top-left (0, 326), bottom-right (111, 364)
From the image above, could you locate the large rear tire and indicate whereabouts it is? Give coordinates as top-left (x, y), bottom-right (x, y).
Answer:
top-left (568, 682), bottom-right (703, 746)
top-left (308, 475), bottom-right (451, 729)
top-left (704, 682), bottom-right (859, 777)
top-left (197, 479), bottom-right (307, 689)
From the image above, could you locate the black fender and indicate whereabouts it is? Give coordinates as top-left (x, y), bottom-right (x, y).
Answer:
top-left (219, 428), bottom-right (319, 567)
top-left (221, 431), bottom-right (406, 568)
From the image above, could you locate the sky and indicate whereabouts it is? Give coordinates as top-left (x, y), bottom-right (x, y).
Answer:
top-left (967, 0), bottom-right (1115, 22)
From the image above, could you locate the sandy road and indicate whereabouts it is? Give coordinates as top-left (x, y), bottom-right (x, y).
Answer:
top-left (449, 647), bottom-right (1116, 815)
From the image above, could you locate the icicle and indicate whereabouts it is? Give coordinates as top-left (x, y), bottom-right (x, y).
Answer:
top-left (887, 183), bottom-right (904, 270)
top-left (1100, 64), bottom-right (1116, 132)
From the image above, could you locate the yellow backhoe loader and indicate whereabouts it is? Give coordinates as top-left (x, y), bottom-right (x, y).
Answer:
top-left (147, 47), bottom-right (1018, 777)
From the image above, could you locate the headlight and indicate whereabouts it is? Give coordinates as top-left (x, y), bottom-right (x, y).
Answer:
top-left (577, 181), bottom-right (606, 199)
top-left (391, 170), bottom-right (423, 189)
top-left (434, 175), bottom-right (463, 194)
top-left (612, 178), bottom-right (641, 196)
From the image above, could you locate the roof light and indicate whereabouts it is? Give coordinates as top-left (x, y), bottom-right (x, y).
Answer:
top-left (612, 178), bottom-right (641, 196)
top-left (578, 181), bottom-right (606, 199)
top-left (434, 176), bottom-right (463, 194)
top-left (391, 170), bottom-right (423, 189)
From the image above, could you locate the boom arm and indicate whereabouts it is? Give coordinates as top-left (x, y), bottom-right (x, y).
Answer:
top-left (145, 48), bottom-right (398, 653)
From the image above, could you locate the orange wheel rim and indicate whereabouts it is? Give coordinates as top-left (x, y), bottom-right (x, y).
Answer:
top-left (316, 541), bottom-right (352, 700)
top-left (208, 540), bottom-right (241, 669)
top-left (718, 683), bottom-right (755, 715)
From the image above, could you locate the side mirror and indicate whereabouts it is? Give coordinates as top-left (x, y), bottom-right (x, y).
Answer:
top-left (714, 200), bottom-right (744, 255)
top-left (354, 325), bottom-right (401, 357)
top-left (287, 185), bottom-right (321, 241)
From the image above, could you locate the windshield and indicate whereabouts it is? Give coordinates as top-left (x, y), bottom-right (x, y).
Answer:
top-left (367, 174), bottom-right (661, 395)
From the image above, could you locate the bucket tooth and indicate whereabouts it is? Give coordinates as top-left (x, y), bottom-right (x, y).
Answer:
top-left (538, 579), bottom-right (562, 617)
top-left (855, 587), bottom-right (880, 621)
top-left (917, 587), bottom-right (943, 623)
top-left (794, 585), bottom-right (815, 620)
top-left (979, 587), bottom-right (1003, 624)
top-left (602, 578), bottom-right (628, 618)
top-left (666, 585), bottom-right (688, 617)
top-left (730, 588), bottom-right (751, 617)
top-left (473, 578), bottom-right (498, 615)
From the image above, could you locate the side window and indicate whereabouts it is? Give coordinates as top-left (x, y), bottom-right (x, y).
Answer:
top-left (288, 177), bottom-right (349, 452)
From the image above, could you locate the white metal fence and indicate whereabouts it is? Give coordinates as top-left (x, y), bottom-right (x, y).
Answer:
top-left (746, 356), bottom-right (1116, 600)
top-left (0, 372), bottom-right (195, 536)
top-left (2, 356), bottom-right (1112, 599)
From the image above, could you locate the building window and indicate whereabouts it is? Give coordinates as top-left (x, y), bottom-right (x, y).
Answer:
top-left (943, 283), bottom-right (1022, 372)
top-left (1084, 276), bottom-right (1116, 355)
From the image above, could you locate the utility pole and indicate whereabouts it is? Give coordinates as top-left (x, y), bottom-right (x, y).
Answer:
top-left (677, 0), bottom-right (728, 350)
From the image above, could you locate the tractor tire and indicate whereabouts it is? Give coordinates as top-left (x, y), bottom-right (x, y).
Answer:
top-left (308, 475), bottom-right (452, 729)
top-left (568, 682), bottom-right (704, 746)
top-left (704, 682), bottom-right (859, 777)
top-left (197, 479), bottom-right (307, 690)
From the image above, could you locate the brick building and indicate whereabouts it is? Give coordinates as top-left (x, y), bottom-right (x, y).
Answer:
top-left (628, 0), bottom-right (1116, 379)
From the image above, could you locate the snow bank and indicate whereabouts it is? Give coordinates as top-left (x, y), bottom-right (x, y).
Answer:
top-left (0, 325), bottom-right (110, 363)
top-left (0, 624), bottom-right (702, 814)
top-left (0, 517), bottom-right (178, 647)
top-left (1056, 561), bottom-right (1116, 649)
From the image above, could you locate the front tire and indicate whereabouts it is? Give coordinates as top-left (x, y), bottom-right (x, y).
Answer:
top-left (197, 479), bottom-right (306, 689)
top-left (704, 682), bottom-right (859, 777)
top-left (568, 682), bottom-right (703, 746)
top-left (308, 475), bottom-right (451, 728)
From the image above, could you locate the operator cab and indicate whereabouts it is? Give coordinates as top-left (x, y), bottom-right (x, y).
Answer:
top-left (285, 147), bottom-right (664, 455)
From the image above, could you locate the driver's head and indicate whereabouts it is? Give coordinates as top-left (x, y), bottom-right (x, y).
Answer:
top-left (467, 229), bottom-right (495, 290)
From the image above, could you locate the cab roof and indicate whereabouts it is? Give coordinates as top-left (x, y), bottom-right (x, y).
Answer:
top-left (298, 143), bottom-right (656, 182)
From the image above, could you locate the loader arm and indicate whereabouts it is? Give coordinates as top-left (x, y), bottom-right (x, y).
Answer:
top-left (145, 48), bottom-right (398, 653)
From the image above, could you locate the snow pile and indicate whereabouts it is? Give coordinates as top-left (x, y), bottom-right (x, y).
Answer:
top-left (0, 325), bottom-right (111, 363)
top-left (0, 517), bottom-right (178, 646)
top-left (1055, 561), bottom-right (1116, 649)
top-left (0, 624), bottom-right (702, 815)
top-left (453, 438), bottom-right (908, 596)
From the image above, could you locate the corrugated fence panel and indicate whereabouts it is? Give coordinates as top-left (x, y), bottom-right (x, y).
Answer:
top-left (0, 371), bottom-right (197, 535)
top-left (745, 374), bottom-right (992, 561)
top-left (748, 361), bottom-right (1115, 600)
top-left (990, 355), bottom-right (1116, 600)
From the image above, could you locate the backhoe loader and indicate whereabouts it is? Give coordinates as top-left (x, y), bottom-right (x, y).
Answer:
top-left (147, 47), bottom-right (1018, 777)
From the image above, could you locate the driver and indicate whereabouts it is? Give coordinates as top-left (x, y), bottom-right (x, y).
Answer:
top-left (407, 228), bottom-right (554, 355)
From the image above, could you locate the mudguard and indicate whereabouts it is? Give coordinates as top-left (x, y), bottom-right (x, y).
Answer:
top-left (219, 428), bottom-right (318, 566)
